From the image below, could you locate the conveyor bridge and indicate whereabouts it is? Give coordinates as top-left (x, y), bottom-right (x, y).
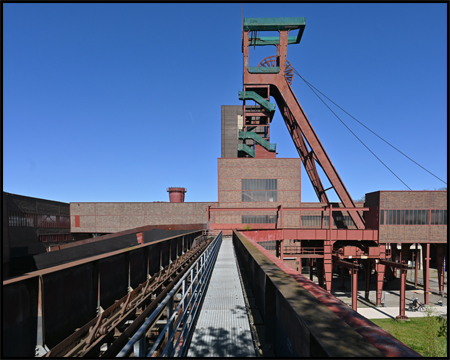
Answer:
top-left (3, 228), bottom-right (420, 357)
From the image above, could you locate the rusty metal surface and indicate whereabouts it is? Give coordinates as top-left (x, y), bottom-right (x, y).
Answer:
top-left (237, 230), bottom-right (421, 357)
top-left (233, 230), bottom-right (385, 357)
top-left (242, 24), bottom-right (365, 229)
top-left (2, 230), bottom-right (203, 357)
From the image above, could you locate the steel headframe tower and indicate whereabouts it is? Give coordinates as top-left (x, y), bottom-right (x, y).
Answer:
top-left (241, 17), bottom-right (365, 230)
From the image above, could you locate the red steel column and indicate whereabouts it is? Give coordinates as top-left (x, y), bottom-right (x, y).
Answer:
top-left (376, 261), bottom-right (385, 306)
top-left (340, 266), bottom-right (346, 289)
top-left (280, 239), bottom-right (284, 260)
top-left (364, 259), bottom-right (371, 300)
top-left (414, 244), bottom-right (418, 288)
top-left (396, 261), bottom-right (409, 320)
top-left (391, 245), bottom-right (397, 278)
top-left (316, 258), bottom-right (324, 288)
top-left (422, 243), bottom-right (430, 305)
top-left (376, 244), bottom-right (386, 306)
top-left (436, 244), bottom-right (446, 294)
top-left (351, 261), bottom-right (358, 311)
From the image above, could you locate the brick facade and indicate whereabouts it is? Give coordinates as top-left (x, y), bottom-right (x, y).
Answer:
top-left (216, 158), bottom-right (301, 228)
top-left (70, 202), bottom-right (216, 233)
top-left (366, 191), bottom-right (447, 243)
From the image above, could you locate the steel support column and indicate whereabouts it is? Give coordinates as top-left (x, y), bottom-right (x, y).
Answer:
top-left (364, 259), bottom-right (371, 300)
top-left (310, 258), bottom-right (314, 281)
top-left (351, 265), bottom-right (358, 310)
top-left (435, 244), bottom-right (446, 294)
top-left (379, 259), bottom-right (408, 318)
top-left (396, 262), bottom-right (408, 320)
top-left (422, 243), bottom-right (430, 305)
top-left (333, 259), bottom-right (359, 310)
top-left (391, 245), bottom-right (397, 278)
top-left (414, 244), bottom-right (418, 288)
top-left (339, 266), bottom-right (346, 290)
top-left (375, 262), bottom-right (385, 306)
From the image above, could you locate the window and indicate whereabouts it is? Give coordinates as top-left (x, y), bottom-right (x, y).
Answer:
top-left (300, 215), bottom-right (355, 228)
top-left (431, 210), bottom-right (447, 225)
top-left (380, 209), bottom-right (446, 225)
top-left (242, 215), bottom-right (277, 224)
top-left (8, 211), bottom-right (70, 228)
top-left (242, 179), bottom-right (277, 202)
top-left (260, 240), bottom-right (276, 251)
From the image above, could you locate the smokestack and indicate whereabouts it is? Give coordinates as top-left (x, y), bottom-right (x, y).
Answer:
top-left (167, 187), bottom-right (187, 203)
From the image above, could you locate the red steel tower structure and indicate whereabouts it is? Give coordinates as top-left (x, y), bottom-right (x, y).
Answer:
top-left (242, 17), bottom-right (365, 229)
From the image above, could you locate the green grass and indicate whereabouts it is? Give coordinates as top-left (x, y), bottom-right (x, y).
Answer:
top-left (371, 316), bottom-right (447, 357)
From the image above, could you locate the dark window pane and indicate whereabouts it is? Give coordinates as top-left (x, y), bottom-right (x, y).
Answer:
top-left (380, 210), bottom-right (384, 225)
top-left (400, 210), bottom-right (404, 225)
top-left (444, 210), bottom-right (447, 225)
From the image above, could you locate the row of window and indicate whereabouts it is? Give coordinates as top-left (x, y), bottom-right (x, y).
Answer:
top-left (242, 190), bottom-right (277, 202)
top-left (242, 215), bottom-right (277, 224)
top-left (301, 215), bottom-right (356, 228)
top-left (240, 214), bottom-right (356, 227)
top-left (8, 211), bottom-right (70, 228)
top-left (260, 240), bottom-right (276, 251)
top-left (40, 234), bottom-right (75, 242)
top-left (242, 179), bottom-right (277, 191)
top-left (380, 209), bottom-right (447, 225)
top-left (241, 179), bottom-right (278, 202)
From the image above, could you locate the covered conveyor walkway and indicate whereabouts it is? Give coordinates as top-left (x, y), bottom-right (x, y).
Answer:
top-left (187, 236), bottom-right (256, 357)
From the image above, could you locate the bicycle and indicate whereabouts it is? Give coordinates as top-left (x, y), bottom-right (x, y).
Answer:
top-left (407, 298), bottom-right (426, 312)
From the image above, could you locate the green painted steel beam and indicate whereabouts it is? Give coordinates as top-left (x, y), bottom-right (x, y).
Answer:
top-left (239, 131), bottom-right (277, 152)
top-left (249, 36), bottom-right (299, 46)
top-left (238, 91), bottom-right (276, 113)
top-left (244, 17), bottom-right (305, 45)
top-left (248, 66), bottom-right (280, 74)
top-left (238, 144), bottom-right (255, 157)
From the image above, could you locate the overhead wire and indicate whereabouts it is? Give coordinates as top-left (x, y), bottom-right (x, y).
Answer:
top-left (291, 67), bottom-right (446, 188)
top-left (296, 73), bottom-right (447, 185)
top-left (290, 67), bottom-right (412, 190)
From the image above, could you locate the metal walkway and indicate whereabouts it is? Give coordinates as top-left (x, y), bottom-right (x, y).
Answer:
top-left (187, 237), bottom-right (255, 357)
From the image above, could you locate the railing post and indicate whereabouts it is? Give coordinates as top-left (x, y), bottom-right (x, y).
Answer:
top-left (133, 336), bottom-right (146, 357)
top-left (35, 275), bottom-right (49, 356)
top-left (167, 295), bottom-right (174, 355)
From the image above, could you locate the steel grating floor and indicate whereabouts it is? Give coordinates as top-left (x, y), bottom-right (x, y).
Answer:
top-left (187, 237), bottom-right (256, 357)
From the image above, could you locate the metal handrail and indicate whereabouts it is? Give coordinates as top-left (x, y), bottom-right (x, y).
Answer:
top-left (117, 232), bottom-right (222, 357)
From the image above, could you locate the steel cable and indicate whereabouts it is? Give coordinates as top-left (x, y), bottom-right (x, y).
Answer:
top-left (292, 67), bottom-right (447, 187)
top-left (291, 68), bottom-right (412, 190)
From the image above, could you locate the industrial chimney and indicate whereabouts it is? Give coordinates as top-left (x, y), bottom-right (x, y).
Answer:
top-left (167, 187), bottom-right (187, 203)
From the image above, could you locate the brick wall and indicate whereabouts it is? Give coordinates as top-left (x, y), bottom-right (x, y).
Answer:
top-left (372, 191), bottom-right (447, 243)
top-left (216, 158), bottom-right (301, 227)
top-left (3, 192), bottom-right (70, 256)
top-left (70, 202), bottom-right (217, 233)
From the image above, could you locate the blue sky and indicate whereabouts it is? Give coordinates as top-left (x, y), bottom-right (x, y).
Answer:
top-left (3, 3), bottom-right (447, 204)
